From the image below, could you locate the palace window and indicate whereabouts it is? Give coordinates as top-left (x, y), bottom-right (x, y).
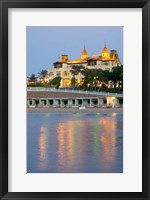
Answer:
top-left (104, 62), bottom-right (109, 65)
top-left (90, 61), bottom-right (96, 66)
top-left (54, 63), bottom-right (62, 68)
top-left (56, 72), bottom-right (61, 77)
top-left (49, 72), bottom-right (54, 77)
top-left (63, 71), bottom-right (70, 77)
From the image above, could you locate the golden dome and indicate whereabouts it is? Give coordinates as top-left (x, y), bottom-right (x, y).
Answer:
top-left (102, 42), bottom-right (109, 53)
top-left (60, 55), bottom-right (68, 62)
top-left (81, 46), bottom-right (88, 60)
top-left (102, 42), bottom-right (109, 59)
top-left (102, 47), bottom-right (109, 53)
top-left (82, 49), bottom-right (88, 55)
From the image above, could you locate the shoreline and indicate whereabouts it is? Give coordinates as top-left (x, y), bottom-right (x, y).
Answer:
top-left (27, 107), bottom-right (123, 113)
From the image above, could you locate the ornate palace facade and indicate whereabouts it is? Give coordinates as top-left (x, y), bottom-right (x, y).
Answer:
top-left (47, 43), bottom-right (121, 87)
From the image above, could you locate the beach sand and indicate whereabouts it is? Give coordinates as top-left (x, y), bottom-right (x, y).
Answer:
top-left (27, 107), bottom-right (123, 113)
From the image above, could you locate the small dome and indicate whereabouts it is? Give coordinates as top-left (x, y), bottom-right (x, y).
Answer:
top-left (102, 42), bottom-right (110, 59)
top-left (81, 47), bottom-right (88, 59)
top-left (102, 47), bottom-right (109, 53)
top-left (102, 42), bottom-right (109, 53)
top-left (60, 55), bottom-right (68, 62)
top-left (82, 49), bottom-right (88, 55)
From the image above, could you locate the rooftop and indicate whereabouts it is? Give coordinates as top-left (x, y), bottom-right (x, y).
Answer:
top-left (27, 91), bottom-right (104, 99)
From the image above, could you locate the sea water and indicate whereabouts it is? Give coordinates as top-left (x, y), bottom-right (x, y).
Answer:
top-left (27, 112), bottom-right (123, 173)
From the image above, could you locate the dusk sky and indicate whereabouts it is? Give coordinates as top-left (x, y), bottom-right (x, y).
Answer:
top-left (27, 26), bottom-right (123, 76)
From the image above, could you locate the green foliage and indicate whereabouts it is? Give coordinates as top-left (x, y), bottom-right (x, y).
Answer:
top-left (82, 69), bottom-right (108, 90)
top-left (28, 74), bottom-right (37, 84)
top-left (38, 69), bottom-right (48, 78)
top-left (71, 76), bottom-right (77, 87)
top-left (50, 77), bottom-right (61, 89)
top-left (100, 87), bottom-right (123, 93)
top-left (27, 83), bottom-right (44, 87)
top-left (70, 65), bottom-right (85, 76)
top-left (109, 66), bottom-right (123, 89)
top-left (38, 69), bottom-right (48, 84)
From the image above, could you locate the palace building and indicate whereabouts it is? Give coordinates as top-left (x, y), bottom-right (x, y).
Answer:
top-left (47, 42), bottom-right (121, 87)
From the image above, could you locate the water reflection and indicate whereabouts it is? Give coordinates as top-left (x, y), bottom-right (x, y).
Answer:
top-left (100, 117), bottom-right (116, 162)
top-left (27, 112), bottom-right (123, 173)
top-left (38, 127), bottom-right (48, 170)
top-left (57, 121), bottom-right (75, 171)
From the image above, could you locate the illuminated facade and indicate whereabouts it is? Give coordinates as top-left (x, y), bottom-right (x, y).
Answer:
top-left (47, 42), bottom-right (121, 87)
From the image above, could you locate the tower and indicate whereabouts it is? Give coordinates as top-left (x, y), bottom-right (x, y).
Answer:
top-left (102, 42), bottom-right (109, 59)
top-left (81, 44), bottom-right (88, 60)
top-left (60, 55), bottom-right (68, 62)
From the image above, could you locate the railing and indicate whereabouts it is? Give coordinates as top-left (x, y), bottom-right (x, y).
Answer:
top-left (27, 87), bottom-right (123, 97)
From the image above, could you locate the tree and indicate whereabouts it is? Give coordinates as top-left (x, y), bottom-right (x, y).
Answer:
top-left (109, 66), bottom-right (123, 89)
top-left (82, 69), bottom-right (108, 90)
top-left (38, 69), bottom-right (48, 84)
top-left (28, 74), bottom-right (37, 84)
top-left (70, 65), bottom-right (85, 88)
top-left (70, 65), bottom-right (85, 77)
top-left (71, 76), bottom-right (77, 87)
top-left (50, 77), bottom-right (61, 89)
top-left (119, 65), bottom-right (123, 89)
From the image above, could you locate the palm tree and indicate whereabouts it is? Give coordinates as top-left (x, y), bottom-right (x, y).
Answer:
top-left (28, 74), bottom-right (37, 84)
top-left (38, 70), bottom-right (48, 84)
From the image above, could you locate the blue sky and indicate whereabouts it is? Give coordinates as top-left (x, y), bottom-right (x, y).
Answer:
top-left (27, 26), bottom-right (123, 76)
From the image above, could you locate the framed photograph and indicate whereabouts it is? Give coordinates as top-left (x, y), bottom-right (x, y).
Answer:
top-left (0, 0), bottom-right (149, 199)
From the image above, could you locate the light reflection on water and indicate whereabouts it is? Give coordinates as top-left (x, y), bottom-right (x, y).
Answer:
top-left (27, 112), bottom-right (123, 173)
top-left (38, 127), bottom-right (48, 170)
